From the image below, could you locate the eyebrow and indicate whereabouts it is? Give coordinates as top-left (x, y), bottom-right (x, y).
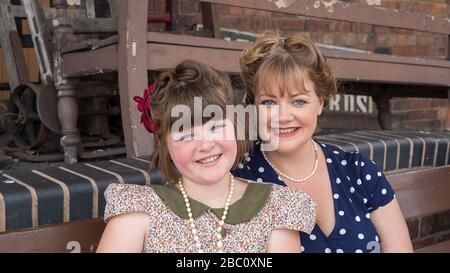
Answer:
top-left (257, 91), bottom-right (311, 98)
top-left (257, 93), bottom-right (277, 99)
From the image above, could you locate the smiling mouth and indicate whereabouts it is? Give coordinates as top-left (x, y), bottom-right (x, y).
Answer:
top-left (272, 127), bottom-right (300, 135)
top-left (196, 154), bottom-right (222, 164)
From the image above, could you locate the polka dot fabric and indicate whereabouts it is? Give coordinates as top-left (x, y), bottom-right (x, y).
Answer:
top-left (232, 141), bottom-right (396, 253)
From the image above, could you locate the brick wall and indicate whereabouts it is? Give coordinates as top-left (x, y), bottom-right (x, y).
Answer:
top-left (151, 0), bottom-right (449, 131)
top-left (407, 209), bottom-right (450, 250)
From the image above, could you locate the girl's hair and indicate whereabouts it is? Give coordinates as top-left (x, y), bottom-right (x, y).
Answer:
top-left (150, 60), bottom-right (250, 183)
top-left (240, 32), bottom-right (337, 104)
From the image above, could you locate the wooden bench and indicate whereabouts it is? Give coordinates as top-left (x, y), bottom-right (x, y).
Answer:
top-left (0, 0), bottom-right (449, 253)
top-left (0, 130), bottom-right (448, 252)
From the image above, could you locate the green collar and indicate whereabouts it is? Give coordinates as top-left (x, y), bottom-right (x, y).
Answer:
top-left (151, 182), bottom-right (273, 225)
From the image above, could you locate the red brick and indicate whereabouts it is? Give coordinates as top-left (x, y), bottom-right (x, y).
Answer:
top-left (406, 218), bottom-right (419, 240)
top-left (413, 3), bottom-right (433, 14)
top-left (374, 26), bottom-right (392, 34)
top-left (393, 109), bottom-right (440, 122)
top-left (306, 19), bottom-right (330, 32)
top-left (178, 0), bottom-right (198, 15)
top-left (433, 210), bottom-right (450, 233)
top-left (436, 231), bottom-right (450, 243)
top-left (399, 119), bottom-right (443, 130)
top-left (351, 23), bottom-right (373, 33)
top-left (391, 98), bottom-right (431, 110)
top-left (278, 19), bottom-right (305, 31)
top-left (375, 34), bottom-right (389, 46)
top-left (420, 216), bottom-right (434, 237)
top-left (412, 236), bottom-right (435, 250)
top-left (153, 0), bottom-right (166, 13)
top-left (430, 98), bottom-right (449, 108)
top-left (431, 4), bottom-right (449, 16)
top-left (229, 6), bottom-right (243, 15)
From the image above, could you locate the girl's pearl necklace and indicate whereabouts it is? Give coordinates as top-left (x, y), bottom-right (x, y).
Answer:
top-left (177, 173), bottom-right (235, 253)
top-left (262, 140), bottom-right (318, 183)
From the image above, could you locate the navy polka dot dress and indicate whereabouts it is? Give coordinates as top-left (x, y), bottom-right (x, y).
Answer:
top-left (232, 141), bottom-right (396, 253)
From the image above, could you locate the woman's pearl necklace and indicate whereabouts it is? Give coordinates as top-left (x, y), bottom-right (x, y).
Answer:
top-left (262, 140), bottom-right (318, 183)
top-left (177, 173), bottom-right (235, 253)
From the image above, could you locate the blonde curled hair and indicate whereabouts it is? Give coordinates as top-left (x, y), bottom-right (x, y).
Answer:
top-left (240, 31), bottom-right (337, 104)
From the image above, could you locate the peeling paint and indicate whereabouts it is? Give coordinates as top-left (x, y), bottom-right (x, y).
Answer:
top-left (366, 0), bottom-right (381, 6)
top-left (268, 0), bottom-right (297, 9)
top-left (312, 0), bottom-right (339, 13)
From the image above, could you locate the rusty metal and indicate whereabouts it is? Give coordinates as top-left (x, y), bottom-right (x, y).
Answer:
top-left (5, 85), bottom-right (46, 150)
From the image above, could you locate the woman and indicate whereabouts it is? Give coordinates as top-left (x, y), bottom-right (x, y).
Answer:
top-left (232, 32), bottom-right (413, 253)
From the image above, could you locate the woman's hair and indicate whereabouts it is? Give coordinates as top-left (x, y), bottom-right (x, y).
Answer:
top-left (240, 31), bottom-right (337, 104)
top-left (149, 60), bottom-right (250, 183)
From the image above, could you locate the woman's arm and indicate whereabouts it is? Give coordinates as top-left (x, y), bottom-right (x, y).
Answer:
top-left (96, 212), bottom-right (149, 253)
top-left (371, 198), bottom-right (413, 253)
top-left (267, 229), bottom-right (301, 253)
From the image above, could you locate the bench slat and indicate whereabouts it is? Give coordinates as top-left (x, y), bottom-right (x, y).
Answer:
top-left (388, 166), bottom-right (450, 219)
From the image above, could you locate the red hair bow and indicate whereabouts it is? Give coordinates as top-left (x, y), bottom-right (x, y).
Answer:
top-left (133, 81), bottom-right (159, 134)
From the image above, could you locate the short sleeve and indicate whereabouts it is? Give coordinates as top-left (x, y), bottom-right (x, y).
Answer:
top-left (357, 155), bottom-right (396, 213)
top-left (103, 183), bottom-right (156, 222)
top-left (270, 185), bottom-right (317, 234)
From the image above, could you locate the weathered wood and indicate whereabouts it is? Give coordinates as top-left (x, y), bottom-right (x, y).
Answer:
top-left (388, 166), bottom-right (450, 219)
top-left (0, 1), bottom-right (30, 91)
top-left (118, 0), bottom-right (153, 158)
top-left (107, 0), bottom-right (119, 18)
top-left (9, 4), bottom-right (117, 33)
top-left (61, 32), bottom-right (450, 87)
top-left (0, 219), bottom-right (105, 253)
top-left (22, 0), bottom-right (54, 85)
top-left (200, 0), bottom-right (450, 35)
top-left (201, 2), bottom-right (220, 38)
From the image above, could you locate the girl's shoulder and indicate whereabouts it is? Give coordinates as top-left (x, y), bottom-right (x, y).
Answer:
top-left (103, 183), bottom-right (163, 222)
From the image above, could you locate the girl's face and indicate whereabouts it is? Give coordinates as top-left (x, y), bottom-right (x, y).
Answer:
top-left (255, 76), bottom-right (324, 154)
top-left (166, 118), bottom-right (237, 185)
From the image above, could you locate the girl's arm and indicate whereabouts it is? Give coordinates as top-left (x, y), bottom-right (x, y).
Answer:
top-left (96, 212), bottom-right (149, 253)
top-left (267, 229), bottom-right (301, 253)
top-left (371, 198), bottom-right (413, 253)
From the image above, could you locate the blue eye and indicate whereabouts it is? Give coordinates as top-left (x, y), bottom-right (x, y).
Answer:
top-left (260, 100), bottom-right (276, 105)
top-left (293, 99), bottom-right (307, 106)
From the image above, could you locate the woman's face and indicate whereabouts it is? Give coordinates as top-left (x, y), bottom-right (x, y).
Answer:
top-left (255, 76), bottom-right (324, 154)
top-left (166, 118), bottom-right (237, 185)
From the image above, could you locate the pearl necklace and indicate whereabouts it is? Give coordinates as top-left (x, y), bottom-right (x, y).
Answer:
top-left (177, 173), bottom-right (235, 253)
top-left (262, 140), bottom-right (318, 183)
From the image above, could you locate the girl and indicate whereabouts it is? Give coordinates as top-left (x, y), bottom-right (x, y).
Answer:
top-left (233, 32), bottom-right (413, 253)
top-left (96, 60), bottom-right (317, 253)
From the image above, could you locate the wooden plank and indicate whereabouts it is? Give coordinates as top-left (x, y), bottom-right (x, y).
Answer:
top-left (200, 0), bottom-right (450, 35)
top-left (0, 219), bottom-right (105, 253)
top-left (388, 166), bottom-right (450, 219)
top-left (0, 1), bottom-right (21, 90)
top-left (118, 0), bottom-right (154, 158)
top-left (415, 240), bottom-right (450, 253)
top-left (201, 2), bottom-right (220, 38)
top-left (61, 44), bottom-right (118, 77)
top-left (61, 34), bottom-right (450, 96)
